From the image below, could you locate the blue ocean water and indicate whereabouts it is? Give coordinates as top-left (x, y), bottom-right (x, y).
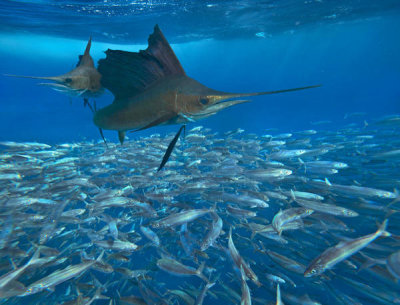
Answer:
top-left (0, 1), bottom-right (400, 305)
top-left (1, 0), bottom-right (399, 143)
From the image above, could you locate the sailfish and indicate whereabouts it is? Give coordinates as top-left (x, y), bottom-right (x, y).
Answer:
top-left (6, 38), bottom-right (103, 111)
top-left (94, 25), bottom-right (320, 171)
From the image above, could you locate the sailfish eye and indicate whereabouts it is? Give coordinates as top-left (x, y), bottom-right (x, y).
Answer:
top-left (200, 98), bottom-right (209, 105)
top-left (65, 78), bottom-right (72, 83)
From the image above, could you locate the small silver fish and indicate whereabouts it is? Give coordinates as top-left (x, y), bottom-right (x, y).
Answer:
top-left (152, 209), bottom-right (211, 228)
top-left (156, 258), bottom-right (208, 282)
top-left (304, 220), bottom-right (390, 277)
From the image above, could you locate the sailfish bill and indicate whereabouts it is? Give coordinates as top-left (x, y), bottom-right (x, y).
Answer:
top-left (183, 84), bottom-right (321, 121)
top-left (94, 25), bottom-right (321, 170)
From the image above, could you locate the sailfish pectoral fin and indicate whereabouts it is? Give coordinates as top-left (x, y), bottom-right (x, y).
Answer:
top-left (98, 128), bottom-right (108, 148)
top-left (118, 131), bottom-right (126, 145)
top-left (85, 99), bottom-right (96, 114)
top-left (158, 125), bottom-right (186, 172)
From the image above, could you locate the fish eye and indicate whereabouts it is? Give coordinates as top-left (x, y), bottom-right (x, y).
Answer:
top-left (200, 98), bottom-right (209, 105)
top-left (65, 78), bottom-right (72, 83)
top-left (305, 268), bottom-right (316, 276)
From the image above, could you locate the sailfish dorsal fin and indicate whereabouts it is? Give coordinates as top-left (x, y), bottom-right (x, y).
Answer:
top-left (76, 37), bottom-right (95, 68)
top-left (98, 25), bottom-right (186, 100)
top-left (147, 25), bottom-right (185, 77)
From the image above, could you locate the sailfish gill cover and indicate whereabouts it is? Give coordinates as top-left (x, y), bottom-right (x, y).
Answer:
top-left (0, 1), bottom-right (400, 305)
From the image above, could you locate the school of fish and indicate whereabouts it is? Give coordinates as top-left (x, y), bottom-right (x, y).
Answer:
top-left (0, 114), bottom-right (399, 305)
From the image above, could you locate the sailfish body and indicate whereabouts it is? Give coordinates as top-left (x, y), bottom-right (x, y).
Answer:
top-left (94, 75), bottom-right (244, 131)
top-left (6, 38), bottom-right (103, 98)
top-left (94, 25), bottom-right (320, 139)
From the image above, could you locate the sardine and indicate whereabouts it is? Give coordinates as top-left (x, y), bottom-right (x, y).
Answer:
top-left (304, 220), bottom-right (391, 277)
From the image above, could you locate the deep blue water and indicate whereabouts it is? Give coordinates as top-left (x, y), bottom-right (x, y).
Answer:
top-left (1, 1), bottom-right (399, 143)
top-left (1, 1), bottom-right (400, 305)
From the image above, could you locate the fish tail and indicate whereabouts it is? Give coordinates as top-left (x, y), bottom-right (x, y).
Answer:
top-left (378, 219), bottom-right (391, 237)
top-left (198, 273), bottom-right (210, 283)
top-left (196, 261), bottom-right (209, 282)
top-left (385, 189), bottom-right (400, 209)
top-left (206, 282), bottom-right (216, 290)
top-left (96, 250), bottom-right (105, 262)
top-left (27, 248), bottom-right (41, 266)
top-left (91, 287), bottom-right (109, 301)
top-left (197, 261), bottom-right (205, 274)
top-left (357, 252), bottom-right (383, 272)
top-left (290, 189), bottom-right (296, 201)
